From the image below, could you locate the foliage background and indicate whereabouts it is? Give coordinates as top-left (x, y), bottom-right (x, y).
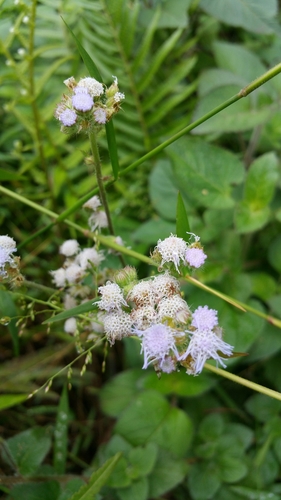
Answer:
top-left (1, 0), bottom-right (281, 499)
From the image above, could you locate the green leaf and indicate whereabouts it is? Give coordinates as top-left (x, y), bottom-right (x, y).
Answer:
top-left (57, 479), bottom-right (86, 500)
top-left (114, 390), bottom-right (193, 457)
top-left (117, 477), bottom-right (148, 500)
top-left (192, 86), bottom-right (273, 135)
top-left (6, 427), bottom-right (52, 476)
top-left (128, 443), bottom-right (158, 478)
top-left (199, 0), bottom-right (279, 35)
top-left (0, 394), bottom-right (27, 411)
top-left (235, 202), bottom-right (271, 234)
top-left (188, 463), bottom-right (221, 500)
top-left (245, 393), bottom-right (281, 423)
top-left (0, 290), bottom-right (19, 355)
top-left (230, 485), bottom-right (280, 500)
top-left (132, 218), bottom-right (175, 245)
top-left (9, 481), bottom-right (60, 500)
top-left (244, 152), bottom-right (279, 208)
top-left (140, 0), bottom-right (191, 29)
top-left (53, 385), bottom-right (70, 474)
top-left (143, 369), bottom-right (216, 397)
top-left (149, 159), bottom-right (193, 220)
top-left (176, 192), bottom-right (190, 240)
top-left (148, 450), bottom-right (188, 498)
top-left (69, 453), bottom-right (121, 500)
top-left (268, 235), bottom-right (281, 272)
top-left (100, 370), bottom-right (142, 417)
top-left (44, 300), bottom-right (97, 324)
top-left (169, 137), bottom-right (245, 209)
top-left (218, 456), bottom-right (248, 483)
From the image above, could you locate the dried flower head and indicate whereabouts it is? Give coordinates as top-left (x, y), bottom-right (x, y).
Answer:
top-left (98, 281), bottom-right (128, 312)
top-left (155, 235), bottom-right (187, 272)
top-left (103, 311), bottom-right (133, 344)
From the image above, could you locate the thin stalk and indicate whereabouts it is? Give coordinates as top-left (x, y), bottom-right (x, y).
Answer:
top-left (204, 363), bottom-right (281, 403)
top-left (88, 130), bottom-right (115, 235)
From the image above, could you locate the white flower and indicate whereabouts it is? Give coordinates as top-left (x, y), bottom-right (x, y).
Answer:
top-left (0, 236), bottom-right (17, 276)
top-left (63, 294), bottom-right (77, 310)
top-left (65, 264), bottom-right (83, 283)
top-left (130, 306), bottom-right (157, 330)
top-left (78, 77), bottom-right (104, 97)
top-left (134, 323), bottom-right (179, 369)
top-left (157, 296), bottom-right (190, 324)
top-left (156, 234), bottom-right (188, 273)
top-left (59, 239), bottom-right (79, 257)
top-left (161, 356), bottom-right (177, 373)
top-left (94, 108), bottom-right (107, 124)
top-left (64, 317), bottom-right (77, 334)
top-left (152, 272), bottom-right (180, 302)
top-left (181, 328), bottom-right (234, 375)
top-left (127, 280), bottom-right (155, 307)
top-left (50, 268), bottom-right (66, 287)
top-left (88, 211), bottom-right (108, 231)
top-left (98, 281), bottom-right (128, 312)
top-left (114, 92), bottom-right (125, 102)
top-left (103, 311), bottom-right (133, 344)
top-left (76, 248), bottom-right (104, 269)
top-left (83, 195), bottom-right (101, 211)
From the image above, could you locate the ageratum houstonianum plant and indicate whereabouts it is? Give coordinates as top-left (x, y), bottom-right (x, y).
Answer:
top-left (50, 75), bottom-right (235, 376)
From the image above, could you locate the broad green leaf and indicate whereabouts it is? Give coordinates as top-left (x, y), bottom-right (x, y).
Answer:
top-left (117, 477), bottom-right (148, 500)
top-left (100, 370), bottom-right (141, 417)
top-left (169, 137), bottom-right (245, 209)
top-left (0, 394), bottom-right (27, 411)
top-left (199, 0), bottom-right (278, 35)
top-left (115, 390), bottom-right (193, 457)
top-left (235, 202), bottom-right (271, 233)
top-left (267, 294), bottom-right (281, 318)
top-left (192, 86), bottom-right (273, 135)
top-left (188, 463), bottom-right (221, 500)
top-left (6, 427), bottom-right (52, 476)
top-left (9, 481), bottom-right (60, 500)
top-left (128, 443), bottom-right (158, 478)
top-left (0, 169), bottom-right (23, 181)
top-left (148, 450), bottom-right (188, 498)
top-left (248, 323), bottom-right (281, 362)
top-left (268, 235), bottom-right (281, 272)
top-left (44, 300), bottom-right (97, 324)
top-left (198, 69), bottom-right (245, 97)
top-left (199, 414), bottom-right (224, 441)
top-left (218, 456), bottom-right (248, 483)
top-left (245, 393), bottom-right (281, 423)
top-left (213, 41), bottom-right (267, 87)
top-left (143, 369), bottom-right (216, 397)
top-left (53, 385), bottom-right (70, 474)
top-left (149, 159), bottom-right (193, 220)
top-left (244, 153), bottom-right (279, 208)
top-left (69, 453), bottom-right (121, 500)
top-left (176, 192), bottom-right (190, 240)
top-left (230, 486), bottom-right (280, 500)
top-left (250, 272), bottom-right (276, 301)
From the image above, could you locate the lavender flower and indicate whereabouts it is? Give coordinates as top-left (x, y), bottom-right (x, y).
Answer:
top-left (134, 323), bottom-right (179, 369)
top-left (185, 247), bottom-right (207, 268)
top-left (94, 108), bottom-right (107, 124)
top-left (59, 109), bottom-right (77, 126)
top-left (72, 91), bottom-right (93, 112)
top-left (191, 306), bottom-right (218, 331)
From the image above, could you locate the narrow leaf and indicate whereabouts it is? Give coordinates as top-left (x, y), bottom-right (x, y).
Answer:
top-left (43, 300), bottom-right (97, 324)
top-left (176, 192), bottom-right (190, 241)
top-left (69, 453), bottom-right (121, 500)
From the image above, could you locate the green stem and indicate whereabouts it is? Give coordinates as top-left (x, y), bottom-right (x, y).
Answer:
top-left (88, 130), bottom-right (115, 235)
top-left (204, 363), bottom-right (281, 403)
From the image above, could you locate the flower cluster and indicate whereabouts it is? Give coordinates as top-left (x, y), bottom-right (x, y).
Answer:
top-left (152, 233), bottom-right (207, 273)
top-left (96, 234), bottom-right (233, 375)
top-left (0, 235), bottom-right (23, 286)
top-left (55, 76), bottom-right (125, 133)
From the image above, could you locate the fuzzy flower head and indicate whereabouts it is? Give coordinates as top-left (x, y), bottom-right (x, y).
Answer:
top-left (0, 235), bottom-right (17, 276)
top-left (181, 328), bottom-right (234, 375)
top-left (83, 195), bottom-right (101, 211)
top-left (78, 77), bottom-right (104, 97)
top-left (135, 323), bottom-right (179, 369)
top-left (154, 235), bottom-right (188, 273)
top-left (98, 281), bottom-right (128, 312)
top-left (185, 247), bottom-right (207, 269)
top-left (103, 311), bottom-right (133, 344)
top-left (72, 89), bottom-right (94, 112)
top-left (151, 272), bottom-right (180, 302)
top-left (64, 317), bottom-right (77, 334)
top-left (94, 108), bottom-right (107, 124)
top-left (50, 268), bottom-right (66, 288)
top-left (127, 280), bottom-right (155, 308)
top-left (191, 306), bottom-right (218, 331)
top-left (88, 211), bottom-right (108, 231)
top-left (59, 239), bottom-right (80, 257)
top-left (59, 109), bottom-right (77, 127)
top-left (76, 248), bottom-right (104, 270)
top-left (157, 296), bottom-right (191, 325)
